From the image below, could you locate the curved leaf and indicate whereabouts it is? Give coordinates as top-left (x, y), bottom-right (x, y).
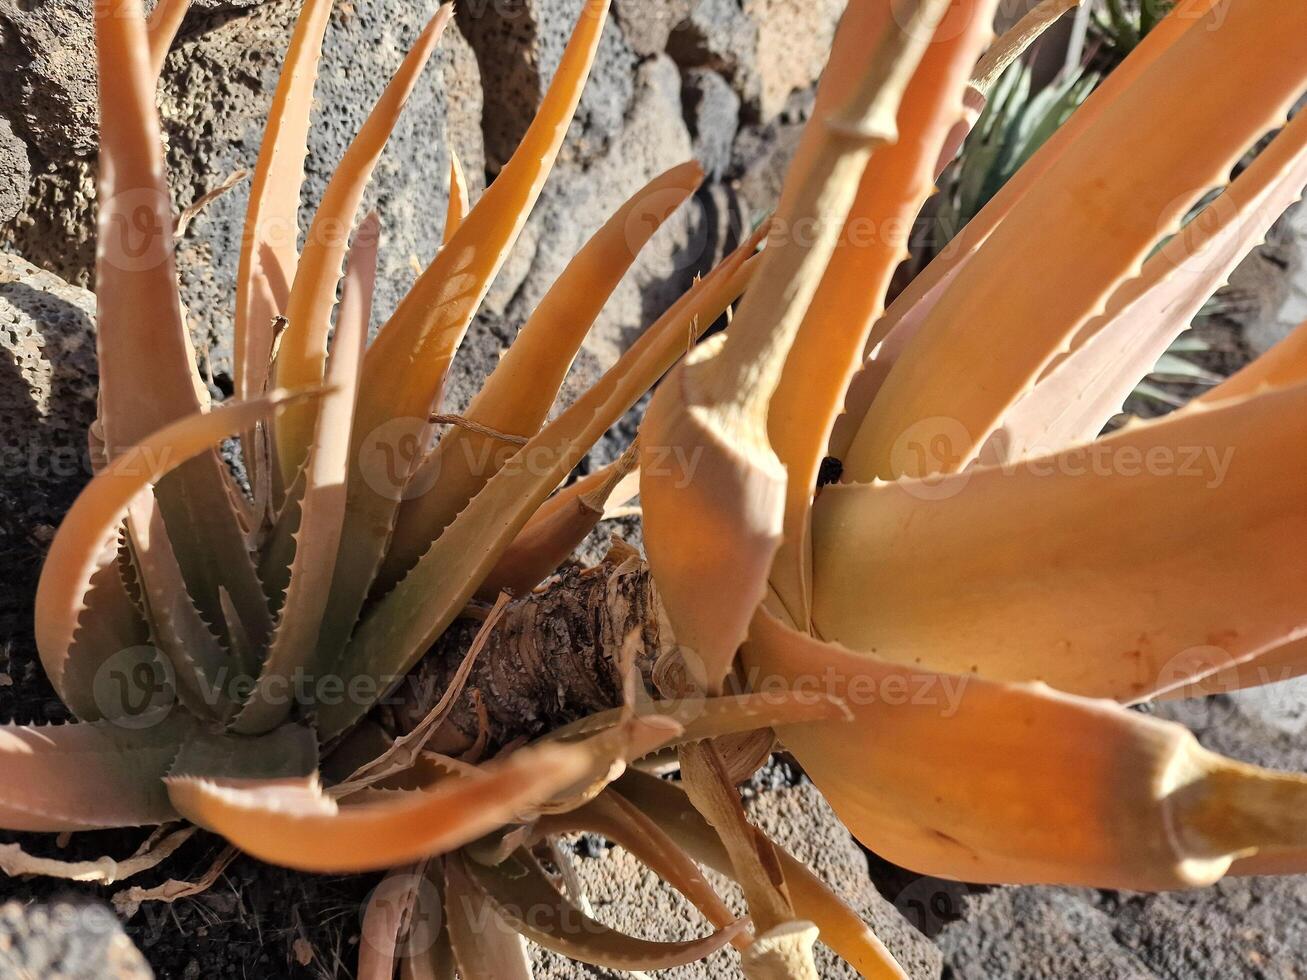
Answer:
top-left (983, 107), bottom-right (1307, 464)
top-left (166, 743), bottom-right (589, 872)
top-left (842, 0), bottom-right (1307, 480)
top-left (745, 608), bottom-right (1307, 890)
top-left (814, 379), bottom-right (1307, 703)
top-left (767, 0), bottom-right (999, 624)
top-left (617, 769), bottom-right (908, 980)
top-left (0, 717), bottom-right (195, 832)
top-left (232, 0), bottom-right (334, 402)
top-left (36, 391), bottom-right (320, 709)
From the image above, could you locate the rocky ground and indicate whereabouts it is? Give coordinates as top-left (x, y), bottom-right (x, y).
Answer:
top-left (2, 0), bottom-right (1307, 977)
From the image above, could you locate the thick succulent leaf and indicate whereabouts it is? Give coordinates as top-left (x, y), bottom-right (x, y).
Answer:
top-left (233, 216), bottom-right (378, 735)
top-left (36, 390), bottom-right (318, 714)
top-left (317, 241), bottom-right (758, 735)
top-left (145, 0), bottom-right (191, 78)
top-left (94, 0), bottom-right (268, 646)
top-left (0, 716), bottom-right (195, 832)
top-left (58, 537), bottom-right (153, 722)
top-left (93, 0), bottom-right (205, 446)
top-left (457, 850), bottom-right (747, 971)
top-left (746, 610), bottom-right (1307, 890)
top-left (476, 440), bottom-right (639, 599)
top-left (257, 460), bottom-right (308, 611)
top-left (381, 160), bottom-right (702, 589)
top-left (322, 0), bottom-right (613, 664)
top-left (125, 497), bottom-right (237, 720)
top-left (642, 0), bottom-right (947, 684)
top-left (842, 0), bottom-right (1307, 480)
top-left (166, 744), bottom-right (589, 872)
top-left (442, 148), bottom-right (470, 247)
top-left (814, 379), bottom-right (1307, 703)
top-left (616, 770), bottom-right (907, 980)
top-left (443, 856), bottom-right (533, 980)
top-left (848, 0), bottom-right (1227, 378)
top-left (232, 0), bottom-right (333, 402)
top-left (274, 6), bottom-right (452, 482)
top-left (983, 108), bottom-right (1307, 464)
top-left (767, 0), bottom-right (999, 625)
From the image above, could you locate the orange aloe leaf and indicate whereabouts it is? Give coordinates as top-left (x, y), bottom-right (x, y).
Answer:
top-left (982, 108), bottom-right (1307, 465)
top-left (475, 439), bottom-right (639, 599)
top-left (456, 850), bottom-right (748, 971)
top-left (443, 856), bottom-right (533, 980)
top-left (442, 148), bottom-right (470, 247)
top-left (167, 743), bottom-right (589, 873)
top-left (274, 5), bottom-right (453, 483)
top-left (532, 790), bottom-right (743, 948)
top-left (145, 0), bottom-right (191, 79)
top-left (851, 0), bottom-right (1230, 370)
top-left (641, 0), bottom-right (948, 686)
top-left (0, 716), bottom-right (196, 832)
top-left (232, 216), bottom-right (378, 734)
top-left (321, 0), bottom-right (613, 649)
top-left (36, 389), bottom-right (320, 714)
top-left (746, 609), bottom-right (1307, 890)
top-left (317, 240), bottom-right (758, 736)
top-left (813, 378), bottom-right (1307, 703)
top-left (767, 0), bottom-right (999, 626)
top-left (616, 769), bottom-right (908, 980)
top-left (842, 0), bottom-right (1307, 481)
top-left (380, 160), bottom-right (703, 588)
top-left (94, 0), bottom-right (268, 645)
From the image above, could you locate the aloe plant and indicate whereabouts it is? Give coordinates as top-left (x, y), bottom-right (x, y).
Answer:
top-left (6, 0), bottom-right (1307, 977)
top-left (645, 0), bottom-right (1307, 915)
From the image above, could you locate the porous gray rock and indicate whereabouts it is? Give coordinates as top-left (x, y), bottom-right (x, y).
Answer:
top-left (0, 251), bottom-right (98, 539)
top-left (667, 0), bottom-right (760, 110)
top-left (669, 0), bottom-right (844, 121)
top-left (1226, 197), bottom-right (1307, 357)
top-left (0, 118), bottom-right (30, 225)
top-left (0, 899), bottom-right (151, 979)
top-left (681, 67), bottom-right (739, 179)
top-left (612, 0), bottom-right (693, 56)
